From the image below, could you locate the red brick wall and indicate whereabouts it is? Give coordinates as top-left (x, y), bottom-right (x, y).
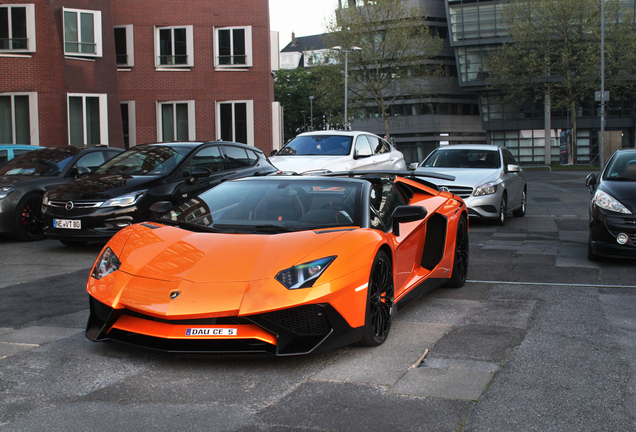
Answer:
top-left (1, 0), bottom-right (274, 151)
top-left (0, 0), bottom-right (124, 148)
top-left (112, 0), bottom-right (275, 152)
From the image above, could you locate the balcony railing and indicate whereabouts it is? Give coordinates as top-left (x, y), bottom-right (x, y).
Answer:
top-left (158, 54), bottom-right (188, 66)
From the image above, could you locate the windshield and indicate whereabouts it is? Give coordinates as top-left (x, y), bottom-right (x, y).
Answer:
top-left (160, 179), bottom-right (362, 232)
top-left (0, 147), bottom-right (79, 177)
top-left (604, 151), bottom-right (636, 181)
top-left (423, 149), bottom-right (501, 169)
top-left (277, 135), bottom-right (353, 156)
top-left (94, 145), bottom-right (191, 175)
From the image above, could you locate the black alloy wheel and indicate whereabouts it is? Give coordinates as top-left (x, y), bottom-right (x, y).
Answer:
top-left (513, 188), bottom-right (527, 217)
top-left (495, 193), bottom-right (507, 226)
top-left (444, 215), bottom-right (469, 288)
top-left (14, 192), bottom-right (46, 241)
top-left (359, 250), bottom-right (394, 347)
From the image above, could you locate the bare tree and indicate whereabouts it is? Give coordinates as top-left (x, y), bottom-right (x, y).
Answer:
top-left (326, 0), bottom-right (444, 139)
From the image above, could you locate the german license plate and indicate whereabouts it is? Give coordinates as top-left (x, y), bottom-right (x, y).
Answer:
top-left (185, 328), bottom-right (237, 336)
top-left (53, 219), bottom-right (81, 229)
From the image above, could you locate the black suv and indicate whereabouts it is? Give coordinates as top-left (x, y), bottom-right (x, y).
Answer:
top-left (43, 141), bottom-right (277, 245)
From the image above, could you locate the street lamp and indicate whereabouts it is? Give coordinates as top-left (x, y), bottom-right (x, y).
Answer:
top-left (309, 96), bottom-right (314, 131)
top-left (332, 45), bottom-right (362, 130)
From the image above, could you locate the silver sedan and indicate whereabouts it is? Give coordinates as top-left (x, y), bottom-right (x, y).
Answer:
top-left (413, 144), bottom-right (526, 226)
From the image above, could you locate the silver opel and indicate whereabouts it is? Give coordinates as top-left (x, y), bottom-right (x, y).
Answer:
top-left (413, 145), bottom-right (526, 226)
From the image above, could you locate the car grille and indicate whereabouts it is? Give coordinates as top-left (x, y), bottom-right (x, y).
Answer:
top-left (46, 200), bottom-right (103, 217)
top-left (629, 234), bottom-right (636, 245)
top-left (257, 305), bottom-right (331, 336)
top-left (444, 186), bottom-right (473, 199)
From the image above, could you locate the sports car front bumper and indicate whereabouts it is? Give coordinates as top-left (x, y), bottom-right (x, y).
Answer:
top-left (86, 296), bottom-right (363, 356)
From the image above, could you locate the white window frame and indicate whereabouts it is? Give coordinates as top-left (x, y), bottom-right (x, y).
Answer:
top-left (114, 25), bottom-right (134, 67)
top-left (120, 101), bottom-right (136, 147)
top-left (156, 100), bottom-right (196, 142)
top-left (0, 92), bottom-right (39, 145)
top-left (62, 8), bottom-right (102, 58)
top-left (215, 100), bottom-right (254, 146)
top-left (0, 4), bottom-right (36, 53)
top-left (67, 93), bottom-right (108, 146)
top-left (214, 26), bottom-right (253, 69)
top-left (154, 25), bottom-right (194, 69)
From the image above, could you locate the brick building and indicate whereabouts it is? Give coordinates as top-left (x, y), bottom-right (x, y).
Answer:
top-left (1, 0), bottom-right (277, 152)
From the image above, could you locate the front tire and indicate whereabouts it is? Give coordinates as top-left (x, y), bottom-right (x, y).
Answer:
top-left (495, 193), bottom-right (507, 226)
top-left (444, 216), bottom-right (469, 288)
top-left (14, 192), bottom-right (46, 241)
top-left (359, 250), bottom-right (394, 347)
top-left (513, 188), bottom-right (527, 217)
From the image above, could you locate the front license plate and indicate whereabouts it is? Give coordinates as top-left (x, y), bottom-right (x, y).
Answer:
top-left (186, 328), bottom-right (237, 336)
top-left (54, 219), bottom-right (81, 229)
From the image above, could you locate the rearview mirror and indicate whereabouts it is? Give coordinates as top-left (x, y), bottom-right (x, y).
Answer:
top-left (507, 164), bottom-right (520, 173)
top-left (270, 149), bottom-right (278, 156)
top-left (391, 205), bottom-right (427, 236)
top-left (408, 162), bottom-right (419, 170)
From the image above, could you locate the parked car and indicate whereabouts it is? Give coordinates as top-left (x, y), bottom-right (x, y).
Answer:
top-left (586, 148), bottom-right (636, 261)
top-left (43, 141), bottom-right (278, 246)
top-left (0, 146), bottom-right (123, 241)
top-left (0, 144), bottom-right (42, 166)
top-left (270, 131), bottom-right (406, 174)
top-left (413, 144), bottom-right (526, 226)
top-left (85, 170), bottom-right (468, 355)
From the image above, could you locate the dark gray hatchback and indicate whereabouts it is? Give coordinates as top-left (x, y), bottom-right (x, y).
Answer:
top-left (43, 141), bottom-right (278, 245)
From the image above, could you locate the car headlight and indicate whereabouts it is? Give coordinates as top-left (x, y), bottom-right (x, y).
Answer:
top-left (474, 182), bottom-right (499, 197)
top-left (0, 186), bottom-right (15, 200)
top-left (42, 192), bottom-right (50, 205)
top-left (275, 256), bottom-right (336, 290)
top-left (91, 247), bottom-right (122, 280)
top-left (101, 190), bottom-right (146, 208)
top-left (593, 189), bottom-right (632, 214)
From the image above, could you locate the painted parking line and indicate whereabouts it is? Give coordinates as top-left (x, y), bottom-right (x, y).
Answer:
top-left (467, 280), bottom-right (636, 289)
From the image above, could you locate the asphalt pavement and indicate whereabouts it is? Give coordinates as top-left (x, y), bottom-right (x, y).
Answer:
top-left (0, 169), bottom-right (635, 432)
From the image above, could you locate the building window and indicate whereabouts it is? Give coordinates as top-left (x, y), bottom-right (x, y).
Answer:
top-left (0, 92), bottom-right (38, 145)
top-left (155, 26), bottom-right (193, 67)
top-left (121, 101), bottom-right (136, 149)
top-left (216, 101), bottom-right (254, 145)
top-left (114, 25), bottom-right (134, 67)
top-left (0, 4), bottom-right (36, 52)
top-left (63, 8), bottom-right (102, 57)
top-left (215, 26), bottom-right (252, 68)
top-left (157, 101), bottom-right (195, 142)
top-left (68, 94), bottom-right (108, 146)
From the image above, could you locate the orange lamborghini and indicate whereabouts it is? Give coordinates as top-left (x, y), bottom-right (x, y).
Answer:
top-left (86, 171), bottom-right (469, 355)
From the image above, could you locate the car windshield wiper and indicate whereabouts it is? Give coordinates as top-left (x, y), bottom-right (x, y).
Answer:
top-left (212, 223), bottom-right (300, 234)
top-left (177, 220), bottom-right (221, 233)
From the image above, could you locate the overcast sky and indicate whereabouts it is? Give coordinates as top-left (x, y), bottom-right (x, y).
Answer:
top-left (269, 0), bottom-right (339, 47)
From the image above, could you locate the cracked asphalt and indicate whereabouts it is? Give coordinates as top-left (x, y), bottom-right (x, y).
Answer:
top-left (1, 169), bottom-right (635, 432)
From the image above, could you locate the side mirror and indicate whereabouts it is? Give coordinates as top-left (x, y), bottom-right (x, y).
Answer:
top-left (391, 205), bottom-right (427, 236)
top-left (74, 165), bottom-right (91, 178)
top-left (270, 149), bottom-right (278, 156)
top-left (354, 152), bottom-right (371, 160)
top-left (507, 164), bottom-right (520, 173)
top-left (187, 166), bottom-right (212, 185)
top-left (585, 173), bottom-right (598, 194)
top-left (408, 162), bottom-right (419, 170)
top-left (149, 201), bottom-right (173, 219)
